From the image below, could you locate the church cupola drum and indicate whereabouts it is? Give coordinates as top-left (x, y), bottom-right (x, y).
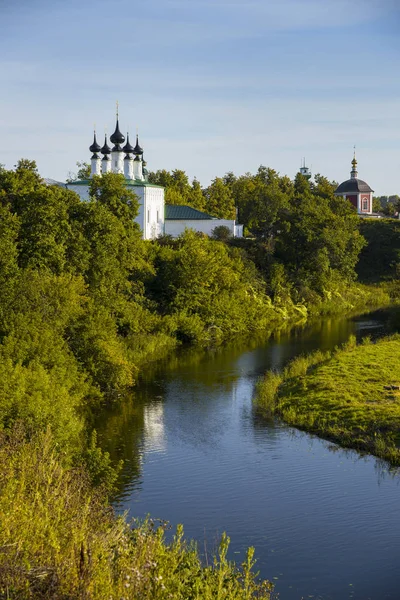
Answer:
top-left (334, 151), bottom-right (373, 215)
top-left (109, 107), bottom-right (125, 175)
top-left (89, 131), bottom-right (102, 177)
top-left (122, 133), bottom-right (134, 179)
top-left (101, 134), bottom-right (111, 174)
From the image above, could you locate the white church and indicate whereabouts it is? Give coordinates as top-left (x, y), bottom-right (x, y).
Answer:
top-left (65, 112), bottom-right (243, 240)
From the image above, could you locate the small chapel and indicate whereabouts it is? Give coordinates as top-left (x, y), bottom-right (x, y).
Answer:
top-left (334, 152), bottom-right (374, 215)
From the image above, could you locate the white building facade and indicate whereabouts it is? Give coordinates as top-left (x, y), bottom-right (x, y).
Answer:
top-left (64, 110), bottom-right (243, 240)
top-left (164, 205), bottom-right (242, 238)
top-left (66, 114), bottom-right (165, 240)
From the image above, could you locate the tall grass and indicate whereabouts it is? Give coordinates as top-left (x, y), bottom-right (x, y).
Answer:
top-left (254, 350), bottom-right (331, 414)
top-left (0, 426), bottom-right (274, 599)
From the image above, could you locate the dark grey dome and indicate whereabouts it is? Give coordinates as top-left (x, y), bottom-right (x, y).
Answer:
top-left (335, 178), bottom-right (373, 194)
top-left (133, 134), bottom-right (143, 155)
top-left (122, 133), bottom-right (135, 154)
top-left (101, 135), bottom-right (111, 155)
top-left (89, 132), bottom-right (101, 154)
top-left (110, 119), bottom-right (125, 145)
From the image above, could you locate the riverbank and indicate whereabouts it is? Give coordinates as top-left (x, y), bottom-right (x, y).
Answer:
top-left (255, 334), bottom-right (400, 465)
top-left (0, 426), bottom-right (274, 599)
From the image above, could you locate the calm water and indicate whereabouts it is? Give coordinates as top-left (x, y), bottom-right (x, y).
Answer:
top-left (96, 308), bottom-right (400, 600)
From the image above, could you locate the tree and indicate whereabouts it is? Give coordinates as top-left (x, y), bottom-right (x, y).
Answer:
top-left (148, 169), bottom-right (192, 206)
top-left (313, 174), bottom-right (337, 200)
top-left (0, 159), bottom-right (84, 274)
top-left (189, 179), bottom-right (206, 211)
top-left (373, 197), bottom-right (383, 213)
top-left (211, 225), bottom-right (232, 241)
top-left (89, 172), bottom-right (140, 224)
top-left (204, 177), bottom-right (236, 219)
top-left (383, 202), bottom-right (396, 217)
top-left (67, 161), bottom-right (91, 183)
top-left (276, 192), bottom-right (365, 293)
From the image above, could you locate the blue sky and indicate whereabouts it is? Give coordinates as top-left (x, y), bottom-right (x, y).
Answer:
top-left (1, 0), bottom-right (399, 193)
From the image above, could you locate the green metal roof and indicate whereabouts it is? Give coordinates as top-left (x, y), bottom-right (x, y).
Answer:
top-left (165, 205), bottom-right (216, 220)
top-left (125, 181), bottom-right (164, 189)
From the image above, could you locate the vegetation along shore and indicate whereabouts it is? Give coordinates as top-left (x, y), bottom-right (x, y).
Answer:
top-left (0, 160), bottom-right (399, 597)
top-left (254, 334), bottom-right (400, 465)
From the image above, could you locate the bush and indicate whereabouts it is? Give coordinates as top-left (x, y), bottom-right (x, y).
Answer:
top-left (0, 427), bottom-right (274, 599)
top-left (211, 225), bottom-right (232, 241)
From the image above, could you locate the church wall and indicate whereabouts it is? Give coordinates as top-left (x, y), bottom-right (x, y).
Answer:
top-left (134, 187), bottom-right (145, 235)
top-left (65, 183), bottom-right (165, 240)
top-left (165, 219), bottom-right (238, 238)
top-left (66, 184), bottom-right (91, 201)
top-left (143, 187), bottom-right (164, 240)
top-left (360, 193), bottom-right (372, 214)
top-left (346, 194), bottom-right (358, 210)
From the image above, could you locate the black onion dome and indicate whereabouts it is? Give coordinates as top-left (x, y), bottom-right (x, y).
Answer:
top-left (89, 132), bottom-right (101, 154)
top-left (101, 135), bottom-right (111, 155)
top-left (133, 134), bottom-right (143, 155)
top-left (335, 179), bottom-right (373, 194)
top-left (110, 119), bottom-right (125, 145)
top-left (122, 133), bottom-right (135, 154)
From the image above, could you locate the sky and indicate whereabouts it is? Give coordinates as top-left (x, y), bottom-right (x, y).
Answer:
top-left (1, 0), bottom-right (399, 194)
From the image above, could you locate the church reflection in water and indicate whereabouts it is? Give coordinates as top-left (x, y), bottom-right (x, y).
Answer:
top-left (143, 402), bottom-right (166, 455)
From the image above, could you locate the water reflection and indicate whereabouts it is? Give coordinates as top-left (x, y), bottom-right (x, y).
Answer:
top-left (94, 306), bottom-right (400, 600)
top-left (143, 402), bottom-right (166, 454)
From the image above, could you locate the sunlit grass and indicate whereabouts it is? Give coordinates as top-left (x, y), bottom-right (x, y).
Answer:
top-left (255, 335), bottom-right (400, 464)
top-left (0, 426), bottom-right (274, 599)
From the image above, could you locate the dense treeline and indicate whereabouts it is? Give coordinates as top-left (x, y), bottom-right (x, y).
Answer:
top-left (357, 218), bottom-right (400, 282)
top-left (0, 160), bottom-right (386, 463)
top-left (151, 165), bottom-right (376, 305)
top-left (0, 159), bottom-right (391, 597)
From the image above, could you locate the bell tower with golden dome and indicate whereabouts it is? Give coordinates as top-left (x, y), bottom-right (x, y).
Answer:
top-left (334, 149), bottom-right (373, 215)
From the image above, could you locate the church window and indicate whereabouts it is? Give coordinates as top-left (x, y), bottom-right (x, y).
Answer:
top-left (362, 198), bottom-right (368, 211)
top-left (147, 209), bottom-right (150, 223)
top-left (157, 209), bottom-right (160, 222)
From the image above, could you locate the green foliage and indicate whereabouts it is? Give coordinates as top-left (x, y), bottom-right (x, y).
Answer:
top-left (190, 178), bottom-right (206, 211)
top-left (357, 219), bottom-right (400, 282)
top-left (203, 176), bottom-right (236, 219)
top-left (0, 428), bottom-right (273, 599)
top-left (67, 160), bottom-right (91, 182)
top-left (148, 230), bottom-right (280, 343)
top-left (372, 197), bottom-right (383, 212)
top-left (255, 336), bottom-right (400, 465)
top-left (1, 158), bottom-right (396, 599)
top-left (83, 429), bottom-right (121, 492)
top-left (254, 372), bottom-right (282, 415)
top-left (148, 169), bottom-right (192, 206)
top-left (211, 225), bottom-right (232, 241)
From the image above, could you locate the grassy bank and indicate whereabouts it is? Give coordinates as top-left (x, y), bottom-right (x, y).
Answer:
top-left (0, 426), bottom-right (274, 599)
top-left (254, 335), bottom-right (400, 465)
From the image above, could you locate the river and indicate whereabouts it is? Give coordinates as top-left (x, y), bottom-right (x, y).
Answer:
top-left (95, 308), bottom-right (400, 600)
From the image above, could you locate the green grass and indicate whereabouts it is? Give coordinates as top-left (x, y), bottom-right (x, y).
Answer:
top-left (254, 335), bottom-right (400, 464)
top-left (0, 426), bottom-right (274, 600)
